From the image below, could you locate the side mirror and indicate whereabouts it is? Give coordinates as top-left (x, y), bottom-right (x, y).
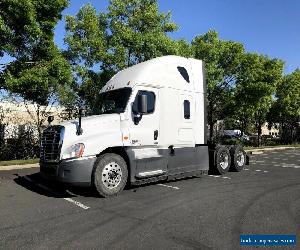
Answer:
top-left (138, 94), bottom-right (148, 114)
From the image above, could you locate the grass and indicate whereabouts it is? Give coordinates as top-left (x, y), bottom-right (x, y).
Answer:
top-left (0, 158), bottom-right (39, 166)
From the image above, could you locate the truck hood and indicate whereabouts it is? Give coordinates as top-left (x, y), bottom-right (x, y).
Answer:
top-left (60, 114), bottom-right (122, 157)
top-left (61, 114), bottom-right (120, 135)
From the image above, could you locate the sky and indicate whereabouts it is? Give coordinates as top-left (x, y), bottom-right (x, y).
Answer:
top-left (3, 0), bottom-right (300, 74)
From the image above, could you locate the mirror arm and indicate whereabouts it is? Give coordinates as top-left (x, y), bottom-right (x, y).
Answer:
top-left (133, 112), bottom-right (142, 125)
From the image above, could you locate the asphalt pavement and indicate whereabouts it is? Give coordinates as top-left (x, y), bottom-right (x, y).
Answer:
top-left (0, 149), bottom-right (299, 250)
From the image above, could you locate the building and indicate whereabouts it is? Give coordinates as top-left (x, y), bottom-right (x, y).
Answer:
top-left (0, 101), bottom-right (65, 140)
top-left (261, 123), bottom-right (280, 137)
top-left (215, 120), bottom-right (280, 137)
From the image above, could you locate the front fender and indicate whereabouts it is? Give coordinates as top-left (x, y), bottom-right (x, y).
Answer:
top-left (81, 130), bottom-right (124, 156)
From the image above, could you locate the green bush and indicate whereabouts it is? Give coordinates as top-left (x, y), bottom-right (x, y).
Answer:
top-left (263, 139), bottom-right (281, 146)
top-left (0, 126), bottom-right (39, 161)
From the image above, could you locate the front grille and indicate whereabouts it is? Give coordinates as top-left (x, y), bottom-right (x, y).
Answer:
top-left (40, 125), bottom-right (64, 162)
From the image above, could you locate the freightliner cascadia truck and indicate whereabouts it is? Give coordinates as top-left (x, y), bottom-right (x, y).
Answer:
top-left (40, 56), bottom-right (248, 197)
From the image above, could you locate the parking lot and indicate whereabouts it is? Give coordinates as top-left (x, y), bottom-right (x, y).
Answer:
top-left (0, 149), bottom-right (299, 249)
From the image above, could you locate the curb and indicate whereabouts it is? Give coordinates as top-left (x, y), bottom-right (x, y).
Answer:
top-left (245, 146), bottom-right (298, 154)
top-left (0, 163), bottom-right (39, 171)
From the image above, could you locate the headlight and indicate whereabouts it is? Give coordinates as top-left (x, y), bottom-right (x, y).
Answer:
top-left (64, 143), bottom-right (85, 159)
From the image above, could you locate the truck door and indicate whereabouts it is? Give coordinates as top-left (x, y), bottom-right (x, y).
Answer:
top-left (130, 87), bottom-right (159, 146)
top-left (129, 87), bottom-right (167, 177)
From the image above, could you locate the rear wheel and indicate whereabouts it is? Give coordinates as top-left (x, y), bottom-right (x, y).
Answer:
top-left (230, 145), bottom-right (246, 172)
top-left (214, 146), bottom-right (231, 175)
top-left (92, 153), bottom-right (128, 197)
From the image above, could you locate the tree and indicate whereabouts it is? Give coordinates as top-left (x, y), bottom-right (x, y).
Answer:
top-left (64, 3), bottom-right (107, 112)
top-left (64, 0), bottom-right (181, 111)
top-left (103, 0), bottom-right (178, 70)
top-left (0, 0), bottom-right (74, 137)
top-left (174, 39), bottom-right (192, 58)
top-left (267, 69), bottom-right (300, 143)
top-left (0, 0), bottom-right (69, 59)
top-left (191, 30), bottom-right (244, 142)
top-left (234, 53), bottom-right (284, 146)
top-left (3, 56), bottom-right (73, 137)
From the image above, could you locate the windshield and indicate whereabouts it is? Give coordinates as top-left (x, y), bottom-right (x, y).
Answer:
top-left (94, 87), bottom-right (132, 115)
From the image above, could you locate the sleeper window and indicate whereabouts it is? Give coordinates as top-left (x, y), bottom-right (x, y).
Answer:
top-left (177, 66), bottom-right (190, 83)
top-left (184, 100), bottom-right (190, 119)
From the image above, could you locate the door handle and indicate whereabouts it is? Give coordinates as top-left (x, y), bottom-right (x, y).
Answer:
top-left (154, 130), bottom-right (158, 140)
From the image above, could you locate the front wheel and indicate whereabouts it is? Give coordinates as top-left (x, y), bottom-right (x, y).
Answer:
top-left (92, 153), bottom-right (128, 197)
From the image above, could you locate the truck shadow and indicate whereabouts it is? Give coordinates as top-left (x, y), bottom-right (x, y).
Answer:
top-left (13, 173), bottom-right (99, 198)
top-left (14, 173), bottom-right (209, 199)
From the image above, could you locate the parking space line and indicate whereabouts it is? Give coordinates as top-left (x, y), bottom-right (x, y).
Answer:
top-left (251, 152), bottom-right (263, 155)
top-left (244, 168), bottom-right (269, 173)
top-left (63, 198), bottom-right (90, 210)
top-left (284, 165), bottom-right (300, 169)
top-left (157, 183), bottom-right (180, 190)
top-left (207, 175), bottom-right (231, 179)
top-left (23, 176), bottom-right (90, 210)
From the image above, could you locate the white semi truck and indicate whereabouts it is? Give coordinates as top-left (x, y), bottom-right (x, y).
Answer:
top-left (40, 56), bottom-right (248, 197)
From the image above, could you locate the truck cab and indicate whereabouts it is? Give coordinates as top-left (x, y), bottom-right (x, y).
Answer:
top-left (40, 55), bottom-right (247, 197)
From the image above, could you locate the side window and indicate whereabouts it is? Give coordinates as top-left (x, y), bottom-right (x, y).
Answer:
top-left (183, 100), bottom-right (190, 119)
top-left (132, 90), bottom-right (155, 114)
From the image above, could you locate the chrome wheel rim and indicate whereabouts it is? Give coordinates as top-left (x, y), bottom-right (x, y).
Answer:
top-left (237, 151), bottom-right (245, 167)
top-left (219, 153), bottom-right (229, 170)
top-left (102, 162), bottom-right (122, 189)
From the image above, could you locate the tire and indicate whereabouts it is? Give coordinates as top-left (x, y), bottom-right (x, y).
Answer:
top-left (229, 145), bottom-right (246, 172)
top-left (92, 153), bottom-right (128, 197)
top-left (214, 146), bottom-right (231, 175)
